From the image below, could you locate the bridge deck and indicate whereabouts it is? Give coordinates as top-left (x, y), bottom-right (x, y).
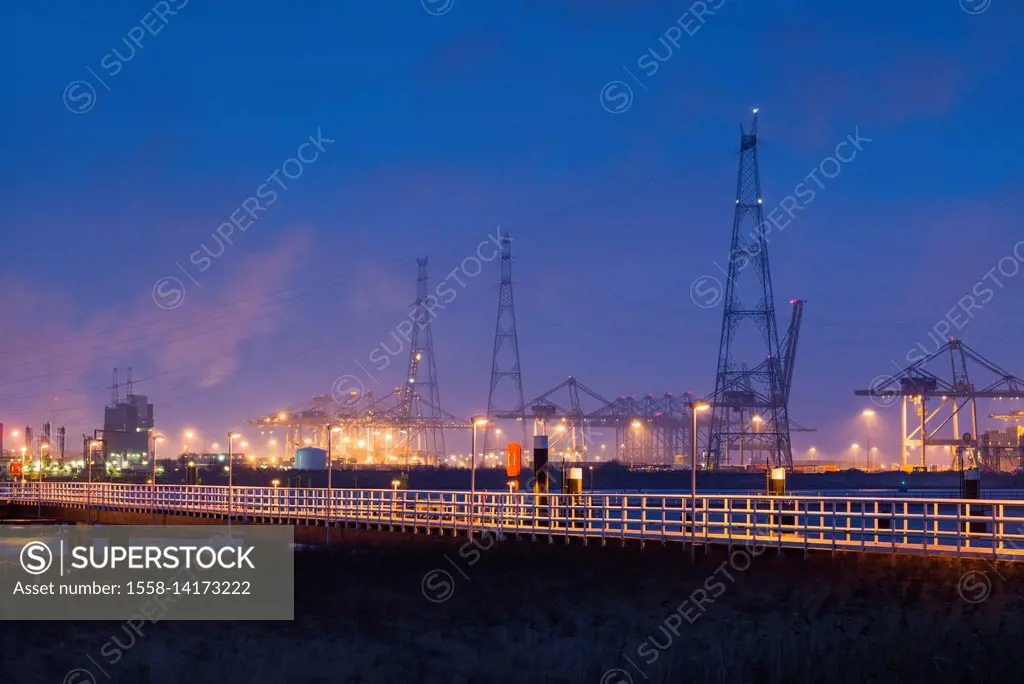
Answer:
top-left (3, 482), bottom-right (1023, 562)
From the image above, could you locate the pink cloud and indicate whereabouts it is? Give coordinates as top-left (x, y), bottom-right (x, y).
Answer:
top-left (0, 229), bottom-right (312, 434)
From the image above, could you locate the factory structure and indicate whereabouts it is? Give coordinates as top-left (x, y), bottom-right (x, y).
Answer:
top-left (100, 369), bottom-right (155, 468)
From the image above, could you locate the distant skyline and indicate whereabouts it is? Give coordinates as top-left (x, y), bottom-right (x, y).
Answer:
top-left (1, 0), bottom-right (1023, 462)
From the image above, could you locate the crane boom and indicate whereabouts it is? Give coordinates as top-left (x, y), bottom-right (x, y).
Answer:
top-left (780, 299), bottom-right (805, 405)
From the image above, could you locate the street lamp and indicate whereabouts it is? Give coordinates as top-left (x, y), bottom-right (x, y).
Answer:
top-left (690, 402), bottom-right (711, 561)
top-left (152, 433), bottom-right (165, 525)
top-left (86, 438), bottom-right (101, 524)
top-left (327, 425), bottom-right (341, 545)
top-left (37, 443), bottom-right (49, 516)
top-left (861, 409), bottom-right (875, 471)
top-left (271, 478), bottom-right (281, 516)
top-left (227, 432), bottom-right (240, 526)
top-left (149, 436), bottom-right (164, 528)
top-left (470, 417), bottom-right (488, 536)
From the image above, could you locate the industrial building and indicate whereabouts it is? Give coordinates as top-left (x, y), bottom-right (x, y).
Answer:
top-left (101, 369), bottom-right (154, 468)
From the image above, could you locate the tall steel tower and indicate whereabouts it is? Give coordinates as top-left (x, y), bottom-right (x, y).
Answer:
top-left (708, 110), bottom-right (792, 470)
top-left (399, 257), bottom-right (446, 459)
top-left (485, 232), bottom-right (527, 452)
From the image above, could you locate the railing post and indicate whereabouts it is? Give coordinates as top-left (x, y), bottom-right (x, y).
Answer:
top-left (993, 503), bottom-right (1000, 562)
top-left (922, 503), bottom-right (928, 558)
top-left (956, 501), bottom-right (962, 561)
top-left (858, 501), bottom-right (865, 553)
top-left (776, 497), bottom-right (783, 555)
top-left (620, 496), bottom-right (626, 547)
top-left (699, 496), bottom-right (706, 553)
top-left (890, 502), bottom-right (896, 561)
top-left (802, 500), bottom-right (808, 559)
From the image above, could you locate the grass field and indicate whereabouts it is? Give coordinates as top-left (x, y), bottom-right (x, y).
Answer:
top-left (2, 537), bottom-right (1022, 683)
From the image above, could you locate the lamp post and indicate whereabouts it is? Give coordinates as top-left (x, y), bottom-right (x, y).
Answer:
top-left (151, 433), bottom-right (165, 526)
top-left (690, 402), bottom-right (711, 561)
top-left (751, 415), bottom-right (763, 468)
top-left (629, 420), bottom-right (642, 467)
top-left (327, 425), bottom-right (341, 545)
top-left (227, 432), bottom-right (240, 527)
top-left (86, 438), bottom-right (101, 525)
top-left (861, 409), bottom-right (875, 472)
top-left (38, 442), bottom-right (49, 517)
top-left (10, 430), bottom-right (18, 483)
top-left (850, 443), bottom-right (860, 469)
top-left (470, 417), bottom-right (488, 537)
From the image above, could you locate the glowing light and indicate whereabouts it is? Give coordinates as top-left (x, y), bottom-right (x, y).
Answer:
top-left (751, 415), bottom-right (763, 424)
top-left (631, 420), bottom-right (642, 429)
top-left (862, 409), bottom-right (876, 417)
top-left (693, 403), bottom-right (711, 413)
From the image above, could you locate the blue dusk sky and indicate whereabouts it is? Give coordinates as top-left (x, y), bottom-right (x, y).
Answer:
top-left (1, 0), bottom-right (1022, 462)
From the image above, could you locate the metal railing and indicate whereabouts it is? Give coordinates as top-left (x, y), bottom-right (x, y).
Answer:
top-left (3, 482), bottom-right (1024, 562)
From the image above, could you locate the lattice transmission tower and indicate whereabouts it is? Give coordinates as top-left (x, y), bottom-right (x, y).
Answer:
top-left (708, 110), bottom-right (793, 470)
top-left (485, 232), bottom-right (527, 453)
top-left (399, 257), bottom-right (446, 459)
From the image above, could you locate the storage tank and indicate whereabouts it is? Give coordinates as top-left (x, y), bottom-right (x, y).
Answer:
top-left (294, 447), bottom-right (327, 471)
